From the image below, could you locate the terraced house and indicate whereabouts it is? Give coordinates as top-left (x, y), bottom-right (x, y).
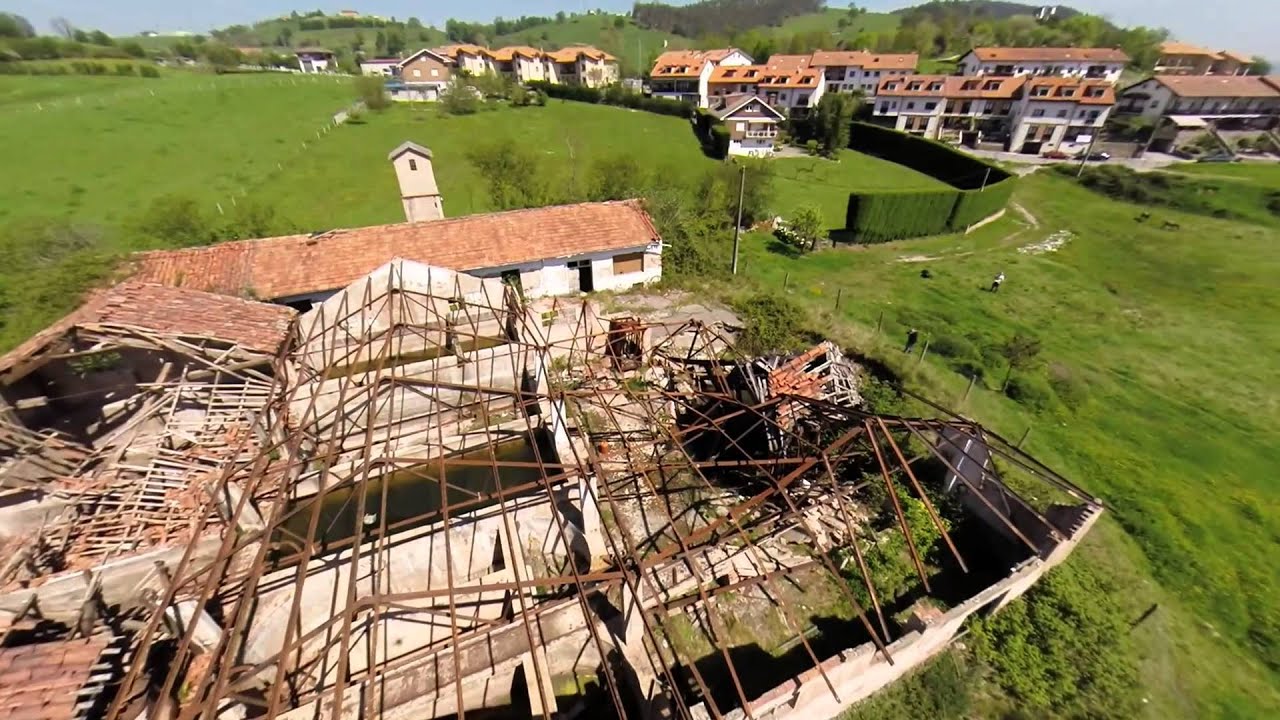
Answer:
top-left (1154, 42), bottom-right (1255, 76)
top-left (423, 44), bottom-right (620, 88)
top-left (649, 48), bottom-right (755, 107)
top-left (811, 50), bottom-right (918, 96)
top-left (874, 74), bottom-right (1115, 155)
top-left (957, 47), bottom-right (1129, 85)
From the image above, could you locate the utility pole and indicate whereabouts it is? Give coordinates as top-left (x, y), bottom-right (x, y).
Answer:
top-left (731, 165), bottom-right (746, 275)
top-left (1077, 130), bottom-right (1099, 178)
top-left (979, 166), bottom-right (991, 191)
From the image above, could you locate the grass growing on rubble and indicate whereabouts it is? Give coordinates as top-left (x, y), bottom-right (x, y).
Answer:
top-left (717, 170), bottom-right (1280, 718)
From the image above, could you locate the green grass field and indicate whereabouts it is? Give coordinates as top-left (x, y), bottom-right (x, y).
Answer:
top-left (0, 72), bottom-right (352, 229)
top-left (1166, 161), bottom-right (1280, 187)
top-left (773, 8), bottom-right (900, 41)
top-left (736, 172), bottom-right (1280, 717)
top-left (3, 76), bottom-right (1280, 717)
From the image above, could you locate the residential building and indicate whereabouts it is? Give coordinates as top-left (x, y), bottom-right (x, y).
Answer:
top-left (1116, 74), bottom-right (1280, 131)
top-left (294, 49), bottom-right (335, 73)
top-left (649, 48), bottom-right (754, 107)
top-left (707, 64), bottom-right (766, 103)
top-left (756, 54), bottom-right (825, 112)
top-left (957, 47), bottom-right (1129, 84)
top-left (546, 46), bottom-right (619, 87)
top-left (434, 43), bottom-right (494, 75)
top-left (490, 46), bottom-right (551, 84)
top-left (359, 58), bottom-right (400, 76)
top-left (874, 74), bottom-right (1115, 155)
top-left (711, 94), bottom-right (786, 157)
top-left (1154, 42), bottom-right (1254, 76)
top-left (390, 48), bottom-right (453, 102)
top-left (128, 143), bottom-right (663, 305)
top-left (811, 50), bottom-right (918, 96)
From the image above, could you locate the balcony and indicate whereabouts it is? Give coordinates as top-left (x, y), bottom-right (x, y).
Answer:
top-left (745, 128), bottom-right (778, 138)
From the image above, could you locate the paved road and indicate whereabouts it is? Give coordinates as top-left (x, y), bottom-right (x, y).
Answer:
top-left (961, 147), bottom-right (1185, 173)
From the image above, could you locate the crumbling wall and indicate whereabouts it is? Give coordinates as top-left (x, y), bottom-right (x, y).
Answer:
top-left (705, 504), bottom-right (1102, 720)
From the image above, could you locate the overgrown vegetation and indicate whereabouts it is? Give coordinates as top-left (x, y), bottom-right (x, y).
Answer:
top-left (1058, 164), bottom-right (1280, 227)
top-left (731, 292), bottom-right (812, 355)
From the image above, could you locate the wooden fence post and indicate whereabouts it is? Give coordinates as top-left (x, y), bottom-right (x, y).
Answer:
top-left (917, 338), bottom-right (930, 365)
top-left (961, 374), bottom-right (976, 405)
top-left (835, 288), bottom-right (843, 310)
top-left (1017, 426), bottom-right (1032, 448)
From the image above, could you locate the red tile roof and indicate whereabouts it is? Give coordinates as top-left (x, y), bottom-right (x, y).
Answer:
top-left (971, 46), bottom-right (1129, 63)
top-left (1023, 77), bottom-right (1117, 105)
top-left (129, 201), bottom-right (661, 301)
top-left (760, 54), bottom-right (821, 88)
top-left (709, 64), bottom-right (766, 84)
top-left (0, 636), bottom-right (109, 720)
top-left (0, 282), bottom-right (296, 378)
top-left (651, 50), bottom-right (712, 78)
top-left (809, 50), bottom-right (918, 71)
top-left (1153, 74), bottom-right (1280, 98)
top-left (547, 45), bottom-right (616, 63)
top-left (877, 74), bottom-right (1026, 99)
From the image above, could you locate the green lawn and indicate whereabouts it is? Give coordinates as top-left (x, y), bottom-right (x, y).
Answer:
top-left (771, 151), bottom-right (948, 230)
top-left (0, 72), bottom-right (353, 229)
top-left (736, 172), bottom-right (1280, 717)
top-left (1166, 161), bottom-right (1280, 188)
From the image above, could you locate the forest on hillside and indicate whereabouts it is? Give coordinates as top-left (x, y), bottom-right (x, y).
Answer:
top-left (632, 0), bottom-right (822, 37)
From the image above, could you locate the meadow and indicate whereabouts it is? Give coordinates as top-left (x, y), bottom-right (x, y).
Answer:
top-left (2, 75), bottom-right (1279, 718)
top-left (737, 171), bottom-right (1280, 718)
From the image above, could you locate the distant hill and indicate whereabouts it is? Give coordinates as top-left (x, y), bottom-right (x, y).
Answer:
top-left (895, 1), bottom-right (1082, 23)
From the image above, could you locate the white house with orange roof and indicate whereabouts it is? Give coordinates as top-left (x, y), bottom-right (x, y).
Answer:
top-left (433, 43), bottom-right (493, 75)
top-left (811, 50), bottom-right (917, 96)
top-left (546, 46), bottom-right (619, 87)
top-left (1154, 42), bottom-right (1255, 76)
top-left (874, 74), bottom-right (1116, 154)
top-left (957, 47), bottom-right (1129, 84)
top-left (489, 46), bottom-right (551, 83)
top-left (649, 48), bottom-right (754, 107)
top-left (710, 94), bottom-right (786, 157)
top-left (756, 54), bottom-right (825, 112)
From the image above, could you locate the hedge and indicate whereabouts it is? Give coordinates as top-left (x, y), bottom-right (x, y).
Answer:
top-left (846, 190), bottom-right (962, 243)
top-left (528, 81), bottom-right (694, 118)
top-left (842, 122), bottom-right (1018, 242)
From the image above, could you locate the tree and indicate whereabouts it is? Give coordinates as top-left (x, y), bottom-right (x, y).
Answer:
top-left (587, 154), bottom-right (649, 201)
top-left (134, 195), bottom-right (211, 248)
top-left (88, 29), bottom-right (113, 46)
top-left (352, 30), bottom-right (364, 53)
top-left (788, 205), bottom-right (825, 251)
top-left (1249, 56), bottom-right (1273, 75)
top-left (555, 11), bottom-right (567, 23)
top-left (50, 17), bottom-right (75, 39)
top-left (354, 75), bottom-right (390, 110)
top-left (121, 41), bottom-right (145, 58)
top-left (374, 30), bottom-right (387, 54)
top-left (202, 43), bottom-right (241, 69)
top-left (0, 12), bottom-right (35, 38)
top-left (279, 26), bottom-right (294, 46)
top-left (999, 333), bottom-right (1043, 391)
top-left (440, 75), bottom-right (481, 115)
top-left (407, 17), bottom-right (423, 28)
top-left (385, 29), bottom-right (404, 55)
top-left (465, 139), bottom-right (553, 209)
top-left (810, 92), bottom-right (856, 156)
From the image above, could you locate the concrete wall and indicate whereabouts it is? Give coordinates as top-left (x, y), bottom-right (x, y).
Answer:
top-left (707, 504), bottom-right (1102, 720)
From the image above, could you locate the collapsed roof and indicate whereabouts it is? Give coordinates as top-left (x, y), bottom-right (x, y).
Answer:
top-left (0, 260), bottom-right (1101, 720)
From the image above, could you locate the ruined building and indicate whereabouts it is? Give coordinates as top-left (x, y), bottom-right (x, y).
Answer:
top-left (0, 150), bottom-right (1101, 720)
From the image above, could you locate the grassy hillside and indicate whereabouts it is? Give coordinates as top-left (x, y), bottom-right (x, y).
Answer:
top-left (737, 170), bottom-right (1280, 718)
top-left (492, 15), bottom-right (690, 76)
top-left (773, 8), bottom-right (900, 39)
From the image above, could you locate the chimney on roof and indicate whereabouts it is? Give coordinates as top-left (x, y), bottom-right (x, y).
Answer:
top-left (388, 141), bottom-right (444, 223)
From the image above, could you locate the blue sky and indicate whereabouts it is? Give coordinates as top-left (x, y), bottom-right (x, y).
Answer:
top-left (6, 1), bottom-right (1275, 59)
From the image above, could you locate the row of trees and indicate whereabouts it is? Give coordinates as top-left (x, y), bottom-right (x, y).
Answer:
top-left (632, 0), bottom-right (822, 38)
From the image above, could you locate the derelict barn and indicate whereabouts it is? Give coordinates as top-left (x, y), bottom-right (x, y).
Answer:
top-left (0, 255), bottom-right (1101, 720)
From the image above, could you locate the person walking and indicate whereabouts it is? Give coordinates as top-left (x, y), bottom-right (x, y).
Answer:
top-left (904, 328), bottom-right (919, 353)
top-left (990, 271), bottom-right (1006, 293)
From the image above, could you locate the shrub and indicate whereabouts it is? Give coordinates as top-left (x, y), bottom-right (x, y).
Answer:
top-left (708, 124), bottom-right (730, 158)
top-left (354, 75), bottom-right (390, 110)
top-left (805, 138), bottom-right (820, 155)
top-left (113, 63), bottom-right (135, 76)
top-left (1004, 373), bottom-right (1055, 410)
top-left (929, 334), bottom-right (980, 363)
top-left (529, 80), bottom-right (693, 118)
top-left (849, 122), bottom-right (1010, 190)
top-left (845, 189), bottom-right (959, 243)
top-left (733, 293), bottom-right (810, 355)
top-left (139, 64), bottom-right (160, 78)
top-left (1047, 362), bottom-right (1089, 409)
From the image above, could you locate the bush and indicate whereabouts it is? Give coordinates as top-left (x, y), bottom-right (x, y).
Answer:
top-left (354, 75), bottom-right (390, 110)
top-left (530, 80), bottom-right (693, 118)
top-left (113, 63), bottom-right (135, 76)
top-left (929, 334), bottom-right (980, 363)
top-left (1004, 373), bottom-right (1055, 411)
top-left (139, 64), bottom-right (160, 78)
top-left (845, 189), bottom-right (959, 243)
top-left (849, 122), bottom-right (1011, 190)
top-left (733, 293), bottom-right (810, 356)
top-left (951, 178), bottom-right (1017, 228)
top-left (805, 138), bottom-right (820, 155)
top-left (1047, 362), bottom-right (1088, 409)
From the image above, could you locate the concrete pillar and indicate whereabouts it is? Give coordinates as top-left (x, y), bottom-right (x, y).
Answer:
top-left (164, 600), bottom-right (223, 653)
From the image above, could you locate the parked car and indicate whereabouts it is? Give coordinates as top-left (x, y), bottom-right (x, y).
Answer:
top-left (1042, 149), bottom-right (1071, 159)
top-left (1196, 152), bottom-right (1237, 163)
top-left (1075, 151), bottom-right (1112, 162)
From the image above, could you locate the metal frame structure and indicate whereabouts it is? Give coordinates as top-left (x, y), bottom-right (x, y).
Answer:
top-left (1, 262), bottom-right (1100, 720)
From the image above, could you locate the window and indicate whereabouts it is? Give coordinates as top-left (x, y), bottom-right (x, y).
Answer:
top-left (906, 101), bottom-right (915, 110)
top-left (1057, 109), bottom-right (1068, 118)
top-left (983, 81), bottom-right (1001, 91)
top-left (1032, 108), bottom-right (1045, 117)
top-left (1031, 86), bottom-right (1049, 97)
top-left (430, 68), bottom-right (438, 77)
top-left (928, 82), bottom-right (943, 91)
top-left (612, 252), bottom-right (645, 275)
top-left (412, 69), bottom-right (421, 77)
top-left (736, 122), bottom-right (745, 131)
top-left (925, 101), bottom-right (937, 110)
top-left (408, 158), bottom-right (417, 171)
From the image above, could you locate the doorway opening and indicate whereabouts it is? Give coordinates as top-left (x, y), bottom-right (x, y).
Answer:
top-left (568, 260), bottom-right (594, 293)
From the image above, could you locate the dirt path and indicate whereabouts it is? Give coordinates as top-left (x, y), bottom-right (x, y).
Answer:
top-left (1010, 202), bottom-right (1039, 228)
